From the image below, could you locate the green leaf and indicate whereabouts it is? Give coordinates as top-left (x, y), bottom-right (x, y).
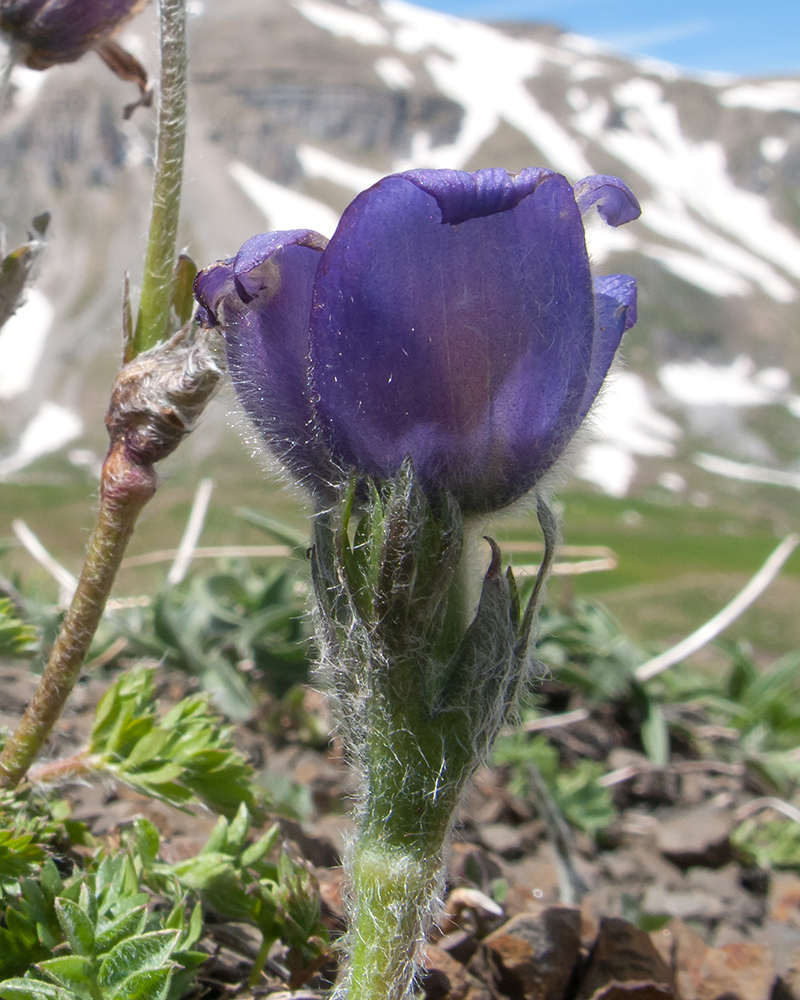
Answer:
top-left (240, 824), bottom-right (280, 868)
top-left (37, 955), bottom-right (95, 994)
top-left (640, 701), bottom-right (670, 766)
top-left (0, 979), bottom-right (66, 1000)
top-left (110, 967), bottom-right (173, 1000)
top-left (0, 831), bottom-right (46, 893)
top-left (0, 599), bottom-right (38, 658)
top-left (55, 899), bottom-right (95, 958)
top-left (94, 907), bottom-right (148, 955)
top-left (98, 931), bottom-right (179, 991)
top-left (226, 803), bottom-right (250, 853)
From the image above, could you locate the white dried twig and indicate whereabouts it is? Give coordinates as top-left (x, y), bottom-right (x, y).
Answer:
top-left (167, 477), bottom-right (214, 585)
top-left (13, 519), bottom-right (77, 606)
top-left (636, 533), bottom-right (799, 682)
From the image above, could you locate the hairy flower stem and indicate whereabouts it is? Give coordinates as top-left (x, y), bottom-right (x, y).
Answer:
top-left (0, 445), bottom-right (155, 789)
top-left (344, 728), bottom-right (471, 1000)
top-left (0, 0), bottom-right (216, 791)
top-left (131, 0), bottom-right (188, 358)
top-left (313, 472), bottom-right (553, 1000)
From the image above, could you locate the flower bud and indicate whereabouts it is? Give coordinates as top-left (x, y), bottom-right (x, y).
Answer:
top-left (1, 0), bottom-right (150, 112)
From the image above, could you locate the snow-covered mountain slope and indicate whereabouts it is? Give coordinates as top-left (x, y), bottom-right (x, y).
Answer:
top-left (1, 0), bottom-right (800, 499)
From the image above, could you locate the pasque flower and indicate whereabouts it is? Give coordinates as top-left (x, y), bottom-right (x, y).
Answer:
top-left (195, 167), bottom-right (640, 514)
top-left (1, 0), bottom-right (150, 112)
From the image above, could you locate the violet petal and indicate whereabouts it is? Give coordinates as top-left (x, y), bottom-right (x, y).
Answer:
top-left (310, 169), bottom-right (597, 512)
top-left (195, 230), bottom-right (333, 496)
top-left (573, 175), bottom-right (642, 227)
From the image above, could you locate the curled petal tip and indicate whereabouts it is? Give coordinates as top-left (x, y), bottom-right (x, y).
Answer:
top-left (574, 175), bottom-right (641, 227)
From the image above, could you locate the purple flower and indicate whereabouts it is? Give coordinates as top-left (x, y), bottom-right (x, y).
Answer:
top-left (1, 0), bottom-right (150, 113)
top-left (195, 167), bottom-right (640, 514)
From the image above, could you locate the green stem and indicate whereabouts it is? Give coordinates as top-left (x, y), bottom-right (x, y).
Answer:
top-left (247, 933), bottom-right (276, 988)
top-left (130, 0), bottom-right (188, 359)
top-left (346, 841), bottom-right (441, 1000)
top-left (341, 705), bottom-right (472, 1000)
top-left (0, 445), bottom-right (156, 790)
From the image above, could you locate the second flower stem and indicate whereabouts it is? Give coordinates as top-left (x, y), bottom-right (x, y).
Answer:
top-left (0, 443), bottom-right (155, 790)
top-left (131, 0), bottom-right (188, 358)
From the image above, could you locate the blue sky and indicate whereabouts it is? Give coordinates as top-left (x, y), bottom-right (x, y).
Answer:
top-left (413, 0), bottom-right (799, 78)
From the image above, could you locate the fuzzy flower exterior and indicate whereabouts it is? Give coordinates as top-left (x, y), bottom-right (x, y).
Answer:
top-left (0, 0), bottom-right (146, 68)
top-left (195, 167), bottom-right (640, 514)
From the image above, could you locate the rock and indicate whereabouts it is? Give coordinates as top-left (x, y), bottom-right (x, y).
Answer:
top-left (670, 918), bottom-right (712, 1000)
top-left (641, 886), bottom-right (725, 923)
top-left (310, 812), bottom-right (355, 864)
top-left (500, 846), bottom-right (564, 906)
top-left (686, 863), bottom-right (763, 924)
top-left (685, 942), bottom-right (774, 1000)
top-left (421, 944), bottom-right (493, 1000)
top-left (448, 841), bottom-right (503, 887)
top-left (655, 805), bottom-right (734, 869)
top-left (778, 947), bottom-right (800, 999)
top-left (439, 887), bottom-right (505, 938)
top-left (770, 873), bottom-right (800, 929)
top-left (576, 917), bottom-right (675, 1000)
top-left (480, 823), bottom-right (527, 860)
top-left (481, 906), bottom-right (581, 1000)
top-left (437, 929), bottom-right (481, 965)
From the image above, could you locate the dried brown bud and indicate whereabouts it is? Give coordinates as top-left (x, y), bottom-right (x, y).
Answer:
top-left (105, 323), bottom-right (223, 471)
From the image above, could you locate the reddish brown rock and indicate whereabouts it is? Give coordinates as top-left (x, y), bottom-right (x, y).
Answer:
top-left (421, 943), bottom-right (494, 1000)
top-left (685, 941), bottom-right (774, 1000)
top-left (481, 906), bottom-right (582, 1000)
top-left (577, 917), bottom-right (675, 1000)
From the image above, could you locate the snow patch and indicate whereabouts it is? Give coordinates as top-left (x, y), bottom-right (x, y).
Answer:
top-left (695, 453), bottom-right (800, 492)
top-left (0, 289), bottom-right (55, 399)
top-left (641, 245), bottom-right (752, 297)
top-left (576, 443), bottom-right (637, 498)
top-left (576, 372), bottom-right (681, 497)
top-left (374, 55), bottom-right (414, 89)
top-left (383, 0), bottom-right (591, 177)
top-left (0, 403), bottom-right (83, 479)
top-left (294, 0), bottom-right (389, 46)
top-left (580, 80), bottom-right (800, 301)
top-left (658, 471), bottom-right (686, 493)
top-left (568, 60), bottom-right (608, 82)
top-left (229, 161), bottom-right (340, 237)
top-left (761, 136), bottom-right (789, 163)
top-left (296, 145), bottom-right (383, 192)
top-left (659, 355), bottom-right (791, 407)
top-left (719, 81), bottom-right (800, 114)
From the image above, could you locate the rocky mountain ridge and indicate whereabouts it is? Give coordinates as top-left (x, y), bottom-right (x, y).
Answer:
top-left (1, 0), bottom-right (800, 500)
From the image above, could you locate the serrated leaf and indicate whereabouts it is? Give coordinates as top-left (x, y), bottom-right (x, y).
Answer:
top-left (169, 853), bottom-right (231, 889)
top-left (98, 931), bottom-right (179, 990)
top-left (200, 816), bottom-right (229, 856)
top-left (0, 831), bottom-right (46, 889)
top-left (123, 729), bottom-right (170, 769)
top-left (0, 979), bottom-right (66, 1000)
top-left (110, 967), bottom-right (173, 1000)
top-left (111, 968), bottom-right (174, 1000)
top-left (55, 899), bottom-right (95, 958)
top-left (133, 820), bottom-right (160, 868)
top-left (240, 823), bottom-right (280, 868)
top-left (226, 803), bottom-right (250, 852)
top-left (94, 906), bottom-right (148, 955)
top-left (38, 955), bottom-right (95, 994)
top-left (39, 862), bottom-right (62, 899)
